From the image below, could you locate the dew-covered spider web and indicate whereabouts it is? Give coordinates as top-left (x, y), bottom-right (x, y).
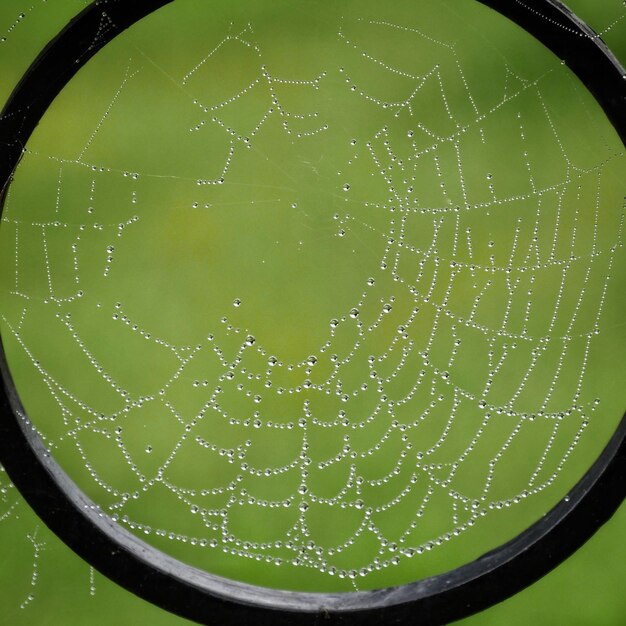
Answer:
top-left (0, 0), bottom-right (625, 595)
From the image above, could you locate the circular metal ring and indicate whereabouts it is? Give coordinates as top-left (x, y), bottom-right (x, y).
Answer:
top-left (0, 1), bottom-right (624, 624)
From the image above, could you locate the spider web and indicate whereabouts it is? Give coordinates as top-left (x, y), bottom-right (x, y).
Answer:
top-left (0, 0), bottom-right (625, 596)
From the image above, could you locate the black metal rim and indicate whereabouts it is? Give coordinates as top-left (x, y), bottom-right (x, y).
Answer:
top-left (0, 1), bottom-right (624, 625)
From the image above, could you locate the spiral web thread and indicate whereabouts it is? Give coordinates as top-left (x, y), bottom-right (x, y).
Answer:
top-left (0, 0), bottom-right (625, 595)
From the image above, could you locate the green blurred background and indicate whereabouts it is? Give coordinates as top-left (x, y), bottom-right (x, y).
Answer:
top-left (0, 0), bottom-right (625, 623)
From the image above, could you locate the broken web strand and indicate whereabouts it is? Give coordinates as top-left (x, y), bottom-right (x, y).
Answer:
top-left (0, 0), bottom-right (625, 596)
top-left (0, 467), bottom-right (44, 610)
